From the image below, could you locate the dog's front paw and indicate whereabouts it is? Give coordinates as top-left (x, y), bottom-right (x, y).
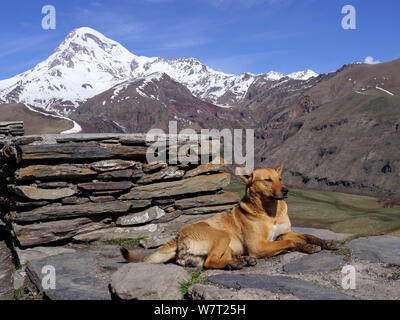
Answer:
top-left (321, 240), bottom-right (340, 250)
top-left (226, 260), bottom-right (246, 270)
top-left (300, 244), bottom-right (322, 254)
top-left (243, 256), bottom-right (257, 267)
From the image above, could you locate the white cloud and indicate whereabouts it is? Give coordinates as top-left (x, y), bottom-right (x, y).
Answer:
top-left (364, 56), bottom-right (381, 64)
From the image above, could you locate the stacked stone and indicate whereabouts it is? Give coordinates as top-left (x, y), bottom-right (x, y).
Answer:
top-left (0, 121), bottom-right (24, 138)
top-left (0, 134), bottom-right (239, 249)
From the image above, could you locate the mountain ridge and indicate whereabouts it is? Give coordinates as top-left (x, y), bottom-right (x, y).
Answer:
top-left (0, 27), bottom-right (318, 116)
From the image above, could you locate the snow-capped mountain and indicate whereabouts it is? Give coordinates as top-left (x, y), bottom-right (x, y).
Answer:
top-left (0, 27), bottom-right (318, 116)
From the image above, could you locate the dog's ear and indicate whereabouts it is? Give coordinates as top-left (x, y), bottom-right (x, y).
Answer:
top-left (237, 167), bottom-right (253, 185)
top-left (275, 162), bottom-right (284, 175)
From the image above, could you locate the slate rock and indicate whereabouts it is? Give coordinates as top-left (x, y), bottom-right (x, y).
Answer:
top-left (137, 166), bottom-right (184, 184)
top-left (73, 224), bottom-right (164, 242)
top-left (16, 164), bottom-right (97, 182)
top-left (15, 246), bottom-right (77, 265)
top-left (110, 263), bottom-right (189, 300)
top-left (0, 241), bottom-right (13, 300)
top-left (207, 274), bottom-right (353, 300)
top-left (117, 206), bottom-right (166, 226)
top-left (283, 251), bottom-right (345, 274)
top-left (183, 204), bottom-right (234, 215)
top-left (184, 163), bottom-right (224, 178)
top-left (175, 191), bottom-right (240, 209)
top-left (90, 160), bottom-right (136, 172)
top-left (14, 201), bottom-right (134, 223)
top-left (78, 181), bottom-right (133, 192)
top-left (12, 185), bottom-right (76, 201)
top-left (120, 173), bottom-right (230, 200)
top-left (292, 227), bottom-right (352, 241)
top-left (12, 217), bottom-right (111, 247)
top-left (26, 252), bottom-right (111, 300)
top-left (345, 236), bottom-right (400, 266)
top-left (19, 144), bottom-right (147, 162)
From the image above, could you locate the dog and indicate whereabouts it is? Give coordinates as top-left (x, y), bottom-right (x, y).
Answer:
top-left (121, 163), bottom-right (339, 269)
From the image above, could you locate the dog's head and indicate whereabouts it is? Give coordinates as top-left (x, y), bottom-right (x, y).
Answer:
top-left (239, 163), bottom-right (288, 200)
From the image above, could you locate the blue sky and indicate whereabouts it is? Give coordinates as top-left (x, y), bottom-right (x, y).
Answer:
top-left (0, 0), bottom-right (399, 79)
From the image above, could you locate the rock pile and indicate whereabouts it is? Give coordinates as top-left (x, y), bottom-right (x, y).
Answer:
top-left (0, 133), bottom-right (239, 249)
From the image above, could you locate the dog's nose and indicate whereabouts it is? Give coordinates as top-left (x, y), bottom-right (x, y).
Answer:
top-left (282, 188), bottom-right (288, 195)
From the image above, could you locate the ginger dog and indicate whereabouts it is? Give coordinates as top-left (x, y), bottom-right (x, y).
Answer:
top-left (121, 164), bottom-right (339, 269)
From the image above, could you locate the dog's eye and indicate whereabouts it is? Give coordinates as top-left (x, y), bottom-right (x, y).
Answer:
top-left (279, 178), bottom-right (282, 181)
top-left (265, 178), bottom-right (272, 182)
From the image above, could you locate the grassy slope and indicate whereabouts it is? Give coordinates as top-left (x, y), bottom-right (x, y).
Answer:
top-left (0, 103), bottom-right (74, 134)
top-left (224, 183), bottom-right (400, 235)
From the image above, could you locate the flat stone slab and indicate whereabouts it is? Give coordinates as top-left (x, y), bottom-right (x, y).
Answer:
top-left (110, 262), bottom-right (190, 300)
top-left (207, 274), bottom-right (353, 300)
top-left (283, 251), bottom-right (345, 274)
top-left (345, 236), bottom-right (400, 266)
top-left (0, 240), bottom-right (14, 300)
top-left (292, 227), bottom-right (351, 241)
top-left (26, 252), bottom-right (111, 300)
top-left (15, 246), bottom-right (77, 265)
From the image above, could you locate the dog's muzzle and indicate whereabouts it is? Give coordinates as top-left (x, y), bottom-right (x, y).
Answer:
top-left (281, 188), bottom-right (289, 199)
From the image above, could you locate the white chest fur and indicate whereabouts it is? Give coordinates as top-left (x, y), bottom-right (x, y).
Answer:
top-left (268, 223), bottom-right (289, 241)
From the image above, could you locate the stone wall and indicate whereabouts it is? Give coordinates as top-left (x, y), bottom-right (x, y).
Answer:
top-left (0, 133), bottom-right (239, 249)
top-left (0, 121), bottom-right (24, 138)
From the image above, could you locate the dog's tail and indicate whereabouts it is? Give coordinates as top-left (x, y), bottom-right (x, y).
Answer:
top-left (120, 237), bottom-right (178, 264)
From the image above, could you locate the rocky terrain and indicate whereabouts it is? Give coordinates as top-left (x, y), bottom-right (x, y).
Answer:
top-left (1, 224), bottom-right (399, 300)
top-left (0, 132), bottom-right (399, 300)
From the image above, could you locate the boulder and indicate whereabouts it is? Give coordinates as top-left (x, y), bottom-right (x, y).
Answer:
top-left (120, 173), bottom-right (230, 200)
top-left (110, 263), bottom-right (189, 300)
top-left (117, 207), bottom-right (166, 226)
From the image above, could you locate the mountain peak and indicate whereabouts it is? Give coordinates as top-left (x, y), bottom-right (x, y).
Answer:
top-left (0, 26), bottom-right (319, 116)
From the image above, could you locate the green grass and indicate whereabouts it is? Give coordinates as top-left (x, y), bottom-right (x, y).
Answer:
top-left (224, 183), bottom-right (400, 235)
top-left (13, 288), bottom-right (24, 300)
top-left (179, 270), bottom-right (205, 296)
top-left (103, 238), bottom-right (144, 248)
top-left (391, 269), bottom-right (400, 280)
